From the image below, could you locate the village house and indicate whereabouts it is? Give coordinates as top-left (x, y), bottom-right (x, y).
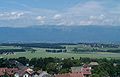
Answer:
top-left (33, 70), bottom-right (51, 77)
top-left (89, 62), bottom-right (99, 66)
top-left (71, 64), bottom-right (91, 77)
top-left (55, 64), bottom-right (91, 77)
top-left (55, 72), bottom-right (84, 77)
top-left (14, 67), bottom-right (34, 77)
top-left (0, 67), bottom-right (51, 77)
top-left (0, 60), bottom-right (52, 77)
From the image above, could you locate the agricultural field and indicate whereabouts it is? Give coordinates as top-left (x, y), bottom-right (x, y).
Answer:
top-left (0, 46), bottom-right (21, 49)
top-left (0, 46), bottom-right (120, 59)
top-left (64, 44), bottom-right (120, 52)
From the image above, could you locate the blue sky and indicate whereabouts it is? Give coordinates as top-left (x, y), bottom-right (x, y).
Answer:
top-left (0, 0), bottom-right (81, 10)
top-left (0, 0), bottom-right (120, 27)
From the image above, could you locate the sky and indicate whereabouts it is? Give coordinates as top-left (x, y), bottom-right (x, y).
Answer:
top-left (0, 0), bottom-right (120, 27)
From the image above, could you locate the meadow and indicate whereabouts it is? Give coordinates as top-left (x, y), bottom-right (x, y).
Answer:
top-left (0, 47), bottom-right (120, 59)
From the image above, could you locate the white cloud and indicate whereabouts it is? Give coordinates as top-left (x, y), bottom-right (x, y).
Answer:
top-left (79, 20), bottom-right (92, 25)
top-left (0, 11), bottom-right (25, 20)
top-left (60, 1), bottom-right (120, 26)
top-left (53, 14), bottom-right (62, 20)
top-left (67, 1), bottom-right (104, 16)
top-left (0, 1), bottom-right (120, 27)
top-left (36, 16), bottom-right (46, 24)
top-left (36, 16), bottom-right (45, 21)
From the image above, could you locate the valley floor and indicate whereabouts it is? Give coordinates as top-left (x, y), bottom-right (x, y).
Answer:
top-left (1, 48), bottom-right (120, 59)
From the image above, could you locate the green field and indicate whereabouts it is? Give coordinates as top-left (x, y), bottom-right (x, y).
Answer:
top-left (0, 46), bottom-right (21, 49)
top-left (65, 45), bottom-right (120, 51)
top-left (0, 48), bottom-right (120, 59)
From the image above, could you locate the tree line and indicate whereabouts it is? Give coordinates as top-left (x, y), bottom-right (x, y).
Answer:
top-left (72, 47), bottom-right (120, 53)
top-left (0, 43), bottom-right (66, 49)
top-left (46, 49), bottom-right (67, 53)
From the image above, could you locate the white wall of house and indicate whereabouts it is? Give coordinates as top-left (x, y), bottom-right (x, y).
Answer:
top-left (14, 73), bottom-right (19, 77)
top-left (23, 73), bottom-right (29, 77)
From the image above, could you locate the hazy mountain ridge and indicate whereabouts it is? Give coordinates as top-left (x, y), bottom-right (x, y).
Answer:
top-left (0, 26), bottom-right (120, 43)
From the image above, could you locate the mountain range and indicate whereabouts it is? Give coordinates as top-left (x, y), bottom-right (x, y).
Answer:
top-left (0, 26), bottom-right (120, 43)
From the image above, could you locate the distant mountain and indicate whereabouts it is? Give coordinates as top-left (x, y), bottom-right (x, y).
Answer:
top-left (0, 26), bottom-right (120, 43)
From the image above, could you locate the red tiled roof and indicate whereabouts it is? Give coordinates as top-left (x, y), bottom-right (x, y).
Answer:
top-left (16, 67), bottom-right (34, 76)
top-left (0, 67), bottom-right (34, 76)
top-left (71, 65), bottom-right (91, 75)
top-left (56, 73), bottom-right (70, 77)
top-left (0, 68), bottom-right (18, 76)
top-left (70, 72), bottom-right (84, 77)
top-left (0, 68), bottom-right (7, 76)
top-left (6, 68), bottom-right (18, 75)
top-left (55, 72), bottom-right (84, 77)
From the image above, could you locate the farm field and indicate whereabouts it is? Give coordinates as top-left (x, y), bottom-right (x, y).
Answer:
top-left (64, 45), bottom-right (120, 52)
top-left (0, 48), bottom-right (120, 59)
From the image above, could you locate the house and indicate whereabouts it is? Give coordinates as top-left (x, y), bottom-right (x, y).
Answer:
top-left (14, 67), bottom-right (34, 77)
top-left (89, 62), bottom-right (99, 66)
top-left (71, 65), bottom-right (91, 77)
top-left (0, 60), bottom-right (51, 77)
top-left (0, 68), bottom-right (7, 76)
top-left (14, 67), bottom-right (51, 77)
top-left (33, 70), bottom-right (51, 77)
top-left (81, 66), bottom-right (91, 77)
top-left (55, 64), bottom-right (91, 77)
top-left (55, 72), bottom-right (84, 77)
top-left (0, 67), bottom-right (51, 77)
top-left (0, 68), bottom-right (18, 77)
top-left (71, 67), bottom-right (82, 73)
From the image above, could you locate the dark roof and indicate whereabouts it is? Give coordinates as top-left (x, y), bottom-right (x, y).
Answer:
top-left (8, 60), bottom-right (25, 70)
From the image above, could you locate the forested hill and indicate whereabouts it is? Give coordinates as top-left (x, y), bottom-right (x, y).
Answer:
top-left (0, 26), bottom-right (120, 43)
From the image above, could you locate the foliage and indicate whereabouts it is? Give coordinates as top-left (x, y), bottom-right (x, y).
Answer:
top-left (0, 57), bottom-right (120, 77)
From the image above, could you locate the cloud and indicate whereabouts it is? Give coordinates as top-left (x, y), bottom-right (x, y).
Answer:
top-left (68, 1), bottom-right (104, 14)
top-left (36, 16), bottom-right (46, 24)
top-left (36, 16), bottom-right (45, 20)
top-left (53, 14), bottom-right (62, 20)
top-left (0, 0), bottom-right (120, 27)
top-left (0, 11), bottom-right (25, 20)
top-left (60, 1), bottom-right (120, 26)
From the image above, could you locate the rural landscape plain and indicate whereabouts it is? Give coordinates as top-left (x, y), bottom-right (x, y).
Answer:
top-left (0, 0), bottom-right (120, 77)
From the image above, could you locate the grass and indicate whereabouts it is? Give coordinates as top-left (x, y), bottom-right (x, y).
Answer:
top-left (0, 46), bottom-right (21, 49)
top-left (1, 48), bottom-right (120, 59)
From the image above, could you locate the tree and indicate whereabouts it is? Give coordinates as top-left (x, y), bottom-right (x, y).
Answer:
top-left (46, 62), bottom-right (59, 74)
top-left (62, 58), bottom-right (74, 68)
top-left (17, 57), bottom-right (29, 65)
